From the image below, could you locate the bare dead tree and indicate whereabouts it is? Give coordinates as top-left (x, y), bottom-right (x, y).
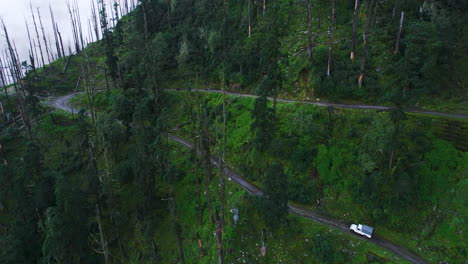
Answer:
top-left (87, 19), bottom-right (94, 43)
top-left (67, 0), bottom-right (81, 53)
top-left (124, 0), bottom-right (129, 15)
top-left (57, 26), bottom-right (66, 58)
top-left (91, 0), bottom-right (101, 41)
top-left (215, 87), bottom-right (228, 264)
top-left (2, 30), bottom-right (23, 83)
top-left (24, 18), bottom-right (37, 69)
top-left (350, 0), bottom-right (360, 61)
top-left (7, 43), bottom-right (26, 97)
top-left (163, 195), bottom-right (186, 264)
top-left (74, 0), bottom-right (86, 50)
top-left (0, 57), bottom-right (10, 105)
top-left (202, 108), bottom-right (214, 224)
top-left (327, 0), bottom-right (336, 77)
top-left (31, 3), bottom-right (46, 67)
top-left (1, 53), bottom-right (13, 86)
top-left (81, 56), bottom-right (98, 122)
top-left (248, 0), bottom-right (252, 37)
top-left (95, 205), bottom-right (110, 264)
top-left (0, 143), bottom-right (7, 166)
top-left (49, 5), bottom-right (62, 59)
top-left (394, 11), bottom-right (404, 54)
top-left (140, 0), bottom-right (149, 41)
top-left (37, 8), bottom-right (52, 64)
top-left (119, 0), bottom-right (124, 17)
top-left (358, 0), bottom-right (377, 87)
top-left (187, 91), bottom-right (203, 226)
top-left (1, 23), bottom-right (31, 137)
top-left (12, 42), bottom-right (22, 76)
top-left (110, 0), bottom-right (116, 28)
top-left (48, 35), bottom-right (56, 61)
top-left (307, 0), bottom-right (313, 61)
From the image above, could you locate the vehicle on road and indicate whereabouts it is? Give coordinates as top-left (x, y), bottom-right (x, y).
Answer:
top-left (350, 224), bottom-right (373, 238)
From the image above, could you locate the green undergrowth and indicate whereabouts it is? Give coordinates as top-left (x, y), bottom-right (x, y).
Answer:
top-left (160, 141), bottom-right (410, 264)
top-left (164, 91), bottom-right (466, 263)
top-left (70, 89), bottom-right (121, 112)
top-left (66, 89), bottom-right (466, 263)
top-left (26, 112), bottom-right (405, 263)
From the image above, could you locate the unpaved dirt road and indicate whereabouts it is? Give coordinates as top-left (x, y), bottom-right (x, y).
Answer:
top-left (168, 89), bottom-right (467, 120)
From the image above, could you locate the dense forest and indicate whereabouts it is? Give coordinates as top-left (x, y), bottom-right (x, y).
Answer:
top-left (0, 0), bottom-right (467, 263)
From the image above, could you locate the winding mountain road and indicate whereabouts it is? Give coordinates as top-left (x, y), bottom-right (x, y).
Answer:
top-left (50, 92), bottom-right (82, 113)
top-left (51, 93), bottom-right (430, 264)
top-left (167, 89), bottom-right (467, 120)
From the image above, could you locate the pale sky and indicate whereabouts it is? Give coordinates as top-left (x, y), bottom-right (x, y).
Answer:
top-left (0, 0), bottom-right (135, 79)
top-left (0, 0), bottom-right (94, 66)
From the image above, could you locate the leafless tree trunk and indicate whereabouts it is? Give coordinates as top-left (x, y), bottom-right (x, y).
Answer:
top-left (141, 1), bottom-right (149, 41)
top-left (67, 0), bottom-right (83, 53)
top-left (31, 4), bottom-right (46, 67)
top-left (24, 19), bottom-right (37, 69)
top-left (87, 19), bottom-right (94, 43)
top-left (0, 58), bottom-right (10, 105)
top-left (5, 49), bottom-right (30, 136)
top-left (74, 0), bottom-right (85, 50)
top-left (163, 166), bottom-right (186, 264)
top-left (0, 143), bottom-right (7, 166)
top-left (91, 0), bottom-right (101, 41)
top-left (108, 0), bottom-right (115, 28)
top-left (202, 108), bottom-right (214, 224)
top-left (168, 197), bottom-right (185, 264)
top-left (189, 92), bottom-right (203, 226)
top-left (82, 61), bottom-right (97, 122)
top-left (57, 27), bottom-right (66, 58)
top-left (263, 0), bottom-right (266, 16)
top-left (124, 0), bottom-right (129, 15)
top-left (37, 8), bottom-right (52, 64)
top-left (358, 0), bottom-right (377, 87)
top-left (394, 11), bottom-right (404, 54)
top-left (327, 0), bottom-right (336, 77)
top-left (350, 0), bottom-right (360, 61)
top-left (119, 0), bottom-right (124, 18)
top-left (166, 0), bottom-right (172, 29)
top-left (388, 148), bottom-right (395, 169)
top-left (2, 22), bottom-right (24, 84)
top-left (1, 53), bottom-right (11, 85)
top-left (307, 0), bottom-right (313, 61)
top-left (248, 0), bottom-right (252, 37)
top-left (95, 205), bottom-right (110, 264)
top-left (216, 87), bottom-right (228, 264)
top-left (50, 6), bottom-right (62, 58)
top-left (103, 67), bottom-right (110, 93)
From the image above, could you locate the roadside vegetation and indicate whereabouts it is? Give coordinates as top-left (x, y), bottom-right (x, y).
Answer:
top-left (0, 0), bottom-right (466, 263)
top-left (71, 88), bottom-right (467, 263)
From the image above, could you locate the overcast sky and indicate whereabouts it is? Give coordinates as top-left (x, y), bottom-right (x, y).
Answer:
top-left (0, 0), bottom-right (97, 66)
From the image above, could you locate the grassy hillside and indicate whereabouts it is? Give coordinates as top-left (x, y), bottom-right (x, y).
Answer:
top-left (1, 0), bottom-right (467, 263)
top-left (69, 89), bottom-right (466, 263)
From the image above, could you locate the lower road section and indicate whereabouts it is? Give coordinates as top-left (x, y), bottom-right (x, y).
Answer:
top-left (53, 93), bottom-right (429, 264)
